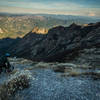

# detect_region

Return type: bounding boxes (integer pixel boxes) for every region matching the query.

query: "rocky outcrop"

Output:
[31,27,48,34]
[7,22,100,66]
[0,28,3,33]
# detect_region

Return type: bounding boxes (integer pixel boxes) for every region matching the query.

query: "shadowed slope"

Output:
[7,22,100,66]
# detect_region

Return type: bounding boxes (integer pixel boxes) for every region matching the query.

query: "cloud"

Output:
[88,12,96,16]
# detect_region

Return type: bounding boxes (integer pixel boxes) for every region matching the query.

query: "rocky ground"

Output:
[0,58,100,100]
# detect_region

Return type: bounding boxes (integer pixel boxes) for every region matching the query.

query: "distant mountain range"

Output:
[0,13,100,39]
[38,14,100,22]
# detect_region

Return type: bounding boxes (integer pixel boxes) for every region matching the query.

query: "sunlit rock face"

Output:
[31,27,48,34]
[0,28,3,33]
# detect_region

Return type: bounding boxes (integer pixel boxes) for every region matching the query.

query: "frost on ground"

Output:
[0,58,100,100]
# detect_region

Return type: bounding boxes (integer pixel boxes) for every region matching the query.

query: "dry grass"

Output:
[67,71,82,77]
[62,71,100,80]
[9,69,18,75]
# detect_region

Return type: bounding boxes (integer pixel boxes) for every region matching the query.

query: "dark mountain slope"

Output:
[8,22,100,66]
[0,38,20,56]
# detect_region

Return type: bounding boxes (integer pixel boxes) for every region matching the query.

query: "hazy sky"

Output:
[0,0,100,17]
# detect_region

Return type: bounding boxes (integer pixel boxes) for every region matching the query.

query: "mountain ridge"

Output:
[5,22,100,66]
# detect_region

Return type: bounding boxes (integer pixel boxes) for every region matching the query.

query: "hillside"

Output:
[6,22,100,66]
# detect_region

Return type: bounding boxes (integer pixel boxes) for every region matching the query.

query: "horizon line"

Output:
[0,12,100,18]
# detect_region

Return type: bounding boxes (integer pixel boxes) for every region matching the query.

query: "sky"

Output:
[0,0,100,17]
